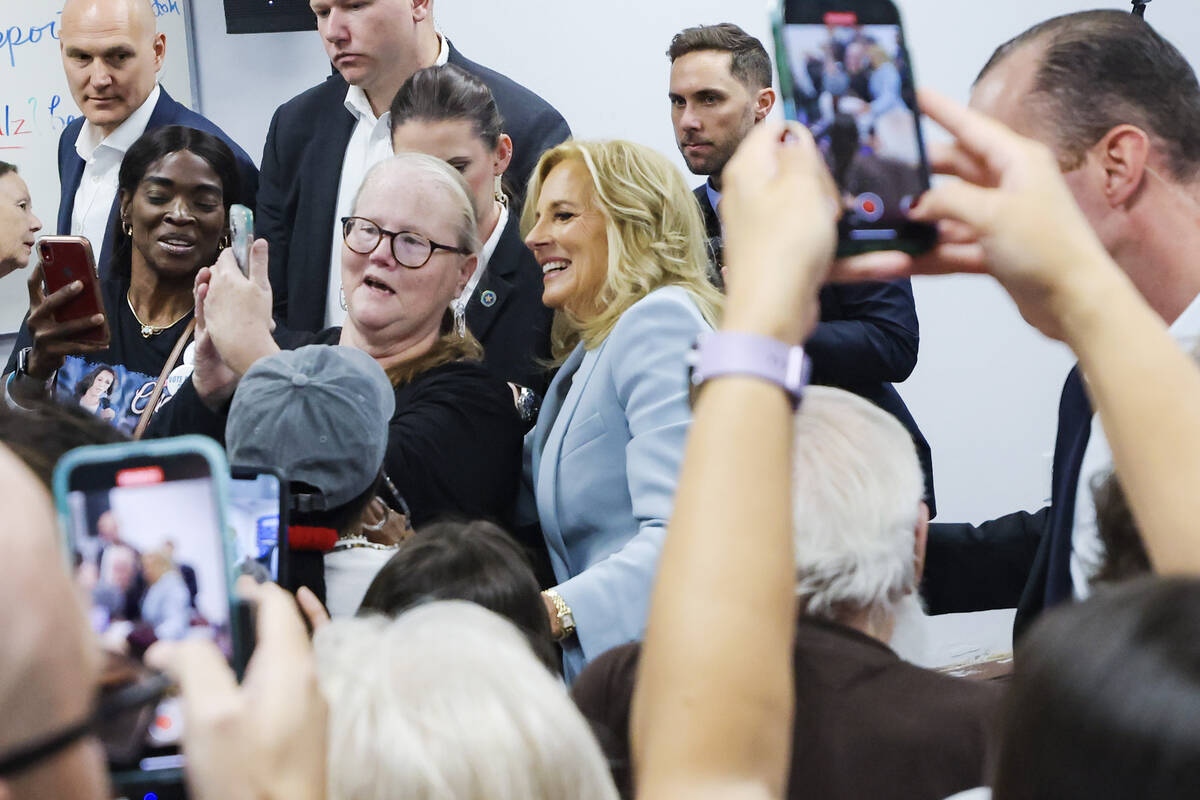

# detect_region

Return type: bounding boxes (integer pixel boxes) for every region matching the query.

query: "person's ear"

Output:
[456,254,476,295]
[411,0,433,23]
[119,190,133,232]
[912,501,929,588]
[753,87,776,122]
[493,133,514,178]
[153,32,166,74]
[1094,124,1151,208]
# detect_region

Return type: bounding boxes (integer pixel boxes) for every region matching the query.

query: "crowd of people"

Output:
[2,1,1200,798]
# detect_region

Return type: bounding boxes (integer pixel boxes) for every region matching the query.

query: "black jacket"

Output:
[257,45,570,333]
[922,367,1091,639]
[146,330,525,530]
[467,208,553,393]
[695,184,936,513]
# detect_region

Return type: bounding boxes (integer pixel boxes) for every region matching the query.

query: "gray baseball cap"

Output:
[225,345,395,511]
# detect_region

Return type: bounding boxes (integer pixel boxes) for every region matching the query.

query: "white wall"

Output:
[187,0,1200,524]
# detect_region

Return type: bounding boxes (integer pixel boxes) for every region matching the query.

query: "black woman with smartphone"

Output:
[4,126,238,438]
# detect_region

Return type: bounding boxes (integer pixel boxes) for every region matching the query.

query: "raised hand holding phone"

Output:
[832,89,1119,342]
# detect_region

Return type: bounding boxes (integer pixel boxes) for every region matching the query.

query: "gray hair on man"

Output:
[790,386,926,627]
[314,601,619,800]
[352,152,482,255]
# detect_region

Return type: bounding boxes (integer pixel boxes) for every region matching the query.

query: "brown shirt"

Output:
[571,616,999,800]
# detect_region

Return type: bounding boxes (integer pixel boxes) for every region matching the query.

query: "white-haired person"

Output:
[147,153,525,532]
[519,139,723,679]
[573,386,998,800]
[315,601,618,800]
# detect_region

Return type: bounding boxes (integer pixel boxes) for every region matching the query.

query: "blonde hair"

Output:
[521,140,723,360]
[315,601,619,800]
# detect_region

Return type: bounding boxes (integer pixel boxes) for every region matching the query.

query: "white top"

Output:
[451,201,508,319]
[943,789,990,800]
[1070,289,1200,597]
[323,545,397,618]
[71,83,162,255]
[324,34,452,328]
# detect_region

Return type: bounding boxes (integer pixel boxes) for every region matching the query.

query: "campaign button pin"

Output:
[481,290,497,307]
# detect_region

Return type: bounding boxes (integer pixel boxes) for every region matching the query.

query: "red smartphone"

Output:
[38,235,110,345]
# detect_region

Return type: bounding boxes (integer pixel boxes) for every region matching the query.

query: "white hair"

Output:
[790,386,924,621]
[99,543,137,585]
[314,601,619,800]
[352,153,481,255]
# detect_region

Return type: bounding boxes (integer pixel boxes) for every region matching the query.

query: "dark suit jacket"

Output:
[573,617,998,800]
[468,208,553,393]
[56,87,259,276]
[923,367,1092,638]
[694,184,935,513]
[258,45,570,333]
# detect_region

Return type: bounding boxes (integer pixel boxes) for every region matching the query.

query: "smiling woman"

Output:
[518,139,724,680]
[5,125,238,436]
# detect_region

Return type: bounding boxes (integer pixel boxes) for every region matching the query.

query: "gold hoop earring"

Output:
[122,218,133,237]
[219,234,231,250]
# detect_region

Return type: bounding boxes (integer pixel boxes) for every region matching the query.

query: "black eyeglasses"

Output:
[0,671,171,778]
[341,216,468,269]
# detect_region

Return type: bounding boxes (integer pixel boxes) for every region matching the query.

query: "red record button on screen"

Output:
[116,465,165,487]
[824,11,859,25]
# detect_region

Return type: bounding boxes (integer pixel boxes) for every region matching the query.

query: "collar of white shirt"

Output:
[75,83,162,164]
[342,32,451,123]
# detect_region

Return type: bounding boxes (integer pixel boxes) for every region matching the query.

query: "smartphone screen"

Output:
[55,439,235,776]
[229,468,286,586]
[774,0,936,254]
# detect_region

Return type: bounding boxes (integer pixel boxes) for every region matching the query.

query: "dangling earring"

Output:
[122,217,133,237]
[218,233,231,250]
[453,302,466,339]
[493,175,506,207]
[339,288,348,311]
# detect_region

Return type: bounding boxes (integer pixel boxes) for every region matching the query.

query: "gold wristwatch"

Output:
[543,589,576,641]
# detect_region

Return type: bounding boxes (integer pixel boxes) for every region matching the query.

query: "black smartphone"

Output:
[772,0,937,256]
[53,436,242,790]
[229,466,289,588]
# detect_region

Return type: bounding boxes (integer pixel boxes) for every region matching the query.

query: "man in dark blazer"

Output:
[258,0,569,333]
[668,24,934,510]
[56,0,257,275]
[920,12,1200,634]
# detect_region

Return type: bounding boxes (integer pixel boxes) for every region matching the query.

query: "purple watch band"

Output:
[688,331,811,407]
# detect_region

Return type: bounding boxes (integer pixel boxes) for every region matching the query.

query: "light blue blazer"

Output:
[522,286,712,679]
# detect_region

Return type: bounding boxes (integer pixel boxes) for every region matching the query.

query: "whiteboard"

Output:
[0,0,197,331]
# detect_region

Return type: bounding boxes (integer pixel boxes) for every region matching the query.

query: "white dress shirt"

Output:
[71,84,162,256]
[1070,290,1200,597]
[451,201,507,320]
[324,34,451,327]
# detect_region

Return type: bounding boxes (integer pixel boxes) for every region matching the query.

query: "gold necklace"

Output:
[125,291,192,339]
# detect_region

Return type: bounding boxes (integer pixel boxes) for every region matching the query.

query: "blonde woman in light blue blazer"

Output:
[519,139,723,680]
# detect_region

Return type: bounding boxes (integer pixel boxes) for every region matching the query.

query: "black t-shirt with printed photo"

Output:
[8,279,194,435]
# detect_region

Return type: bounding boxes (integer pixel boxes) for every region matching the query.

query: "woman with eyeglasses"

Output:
[148,152,524,534]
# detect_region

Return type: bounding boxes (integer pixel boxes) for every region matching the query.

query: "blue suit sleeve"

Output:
[555,291,709,670]
[807,278,919,386]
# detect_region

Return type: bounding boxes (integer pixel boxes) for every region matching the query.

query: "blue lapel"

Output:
[1043,365,1093,606]
[530,339,608,571]
[57,123,86,235]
